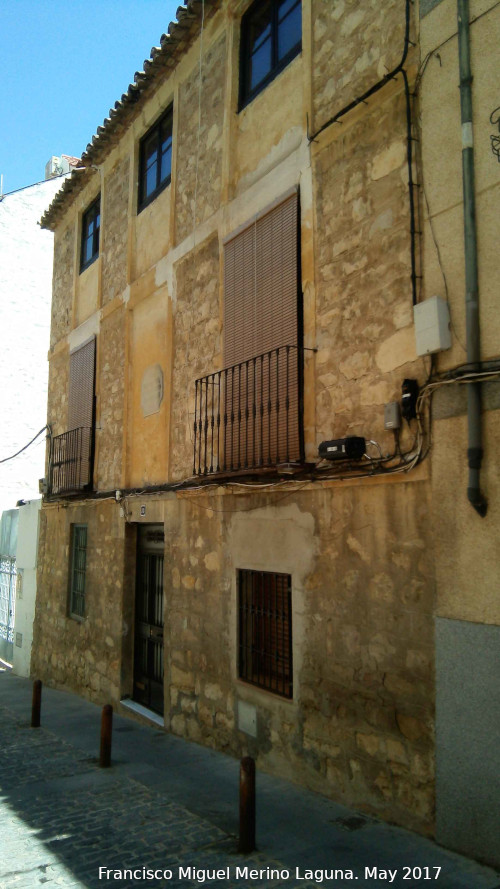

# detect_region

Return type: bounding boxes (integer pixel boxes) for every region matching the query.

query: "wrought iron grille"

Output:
[238,569,292,699]
[69,525,87,619]
[49,426,94,494]
[0,557,16,646]
[193,345,304,476]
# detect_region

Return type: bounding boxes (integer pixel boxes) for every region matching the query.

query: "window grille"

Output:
[238,568,292,698]
[69,525,87,619]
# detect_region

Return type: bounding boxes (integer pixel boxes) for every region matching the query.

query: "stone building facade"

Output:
[33,0,499,865]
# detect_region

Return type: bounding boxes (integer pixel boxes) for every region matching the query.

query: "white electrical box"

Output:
[413,296,451,356]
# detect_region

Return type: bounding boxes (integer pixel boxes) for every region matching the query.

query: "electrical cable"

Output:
[0,426,49,464]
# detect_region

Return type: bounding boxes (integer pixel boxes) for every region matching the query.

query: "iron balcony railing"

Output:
[193,344,304,476]
[49,426,94,495]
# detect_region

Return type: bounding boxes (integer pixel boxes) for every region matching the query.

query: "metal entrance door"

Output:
[133,525,164,715]
[0,557,16,664]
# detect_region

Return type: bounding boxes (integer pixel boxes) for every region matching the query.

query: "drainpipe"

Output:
[457,0,487,516]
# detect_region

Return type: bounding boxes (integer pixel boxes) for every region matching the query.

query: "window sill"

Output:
[236,678,294,705]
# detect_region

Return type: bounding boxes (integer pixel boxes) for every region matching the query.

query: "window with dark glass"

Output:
[240,0,301,107]
[80,198,100,271]
[138,107,173,210]
[69,524,87,619]
[238,569,293,698]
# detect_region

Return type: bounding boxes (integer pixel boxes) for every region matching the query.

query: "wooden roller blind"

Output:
[224,190,299,366]
[68,337,96,431]
[66,337,96,489]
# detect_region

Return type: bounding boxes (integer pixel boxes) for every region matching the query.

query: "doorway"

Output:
[133,524,164,716]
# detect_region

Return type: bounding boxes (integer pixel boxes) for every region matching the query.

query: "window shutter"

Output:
[67,337,96,488]
[69,337,96,431]
[223,192,301,466]
[224,191,299,362]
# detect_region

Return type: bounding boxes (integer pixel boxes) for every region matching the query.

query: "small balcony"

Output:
[48,426,94,495]
[193,345,304,477]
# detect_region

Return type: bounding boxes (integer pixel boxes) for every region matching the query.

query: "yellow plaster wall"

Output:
[133,186,173,280]
[234,58,304,192]
[127,287,171,487]
[76,259,100,326]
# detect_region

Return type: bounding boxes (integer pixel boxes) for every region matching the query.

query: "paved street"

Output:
[0,669,499,889]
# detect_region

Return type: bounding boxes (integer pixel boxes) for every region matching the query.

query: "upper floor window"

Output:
[138,107,173,210]
[80,197,100,271]
[240,0,302,108]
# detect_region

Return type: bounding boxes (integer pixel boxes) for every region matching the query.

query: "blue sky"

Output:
[0,1,181,194]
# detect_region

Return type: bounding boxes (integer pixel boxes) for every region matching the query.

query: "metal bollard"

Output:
[31,679,42,728]
[99,704,113,768]
[238,755,256,853]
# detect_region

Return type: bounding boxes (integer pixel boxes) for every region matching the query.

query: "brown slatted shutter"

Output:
[69,337,96,431]
[67,337,96,488]
[223,191,301,467]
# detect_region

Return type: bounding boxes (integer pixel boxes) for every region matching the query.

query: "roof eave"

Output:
[40,0,220,231]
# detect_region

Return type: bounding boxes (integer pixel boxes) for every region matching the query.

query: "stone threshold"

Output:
[120,698,164,728]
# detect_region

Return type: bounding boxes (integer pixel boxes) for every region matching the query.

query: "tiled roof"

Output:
[41,0,219,230]
[61,155,81,167]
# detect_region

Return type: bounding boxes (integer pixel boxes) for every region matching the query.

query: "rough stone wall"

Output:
[50,223,74,347]
[46,347,69,438]
[170,235,221,480]
[163,496,234,747]
[311,0,407,134]
[102,156,130,303]
[32,501,126,703]
[312,88,423,451]
[163,480,434,832]
[96,308,125,491]
[175,34,226,244]
[298,482,434,829]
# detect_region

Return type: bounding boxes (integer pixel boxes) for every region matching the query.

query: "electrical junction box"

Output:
[384,402,401,430]
[413,295,452,355]
[318,436,366,461]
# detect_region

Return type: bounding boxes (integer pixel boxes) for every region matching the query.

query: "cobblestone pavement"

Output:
[1,672,499,889]
[0,705,314,889]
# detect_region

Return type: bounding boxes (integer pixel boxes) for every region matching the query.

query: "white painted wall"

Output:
[0,176,65,515]
[12,499,41,677]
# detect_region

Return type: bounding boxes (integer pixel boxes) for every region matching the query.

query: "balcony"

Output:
[193,345,304,476]
[48,426,94,495]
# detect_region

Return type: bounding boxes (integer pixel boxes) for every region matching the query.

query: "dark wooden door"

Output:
[133,525,164,715]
